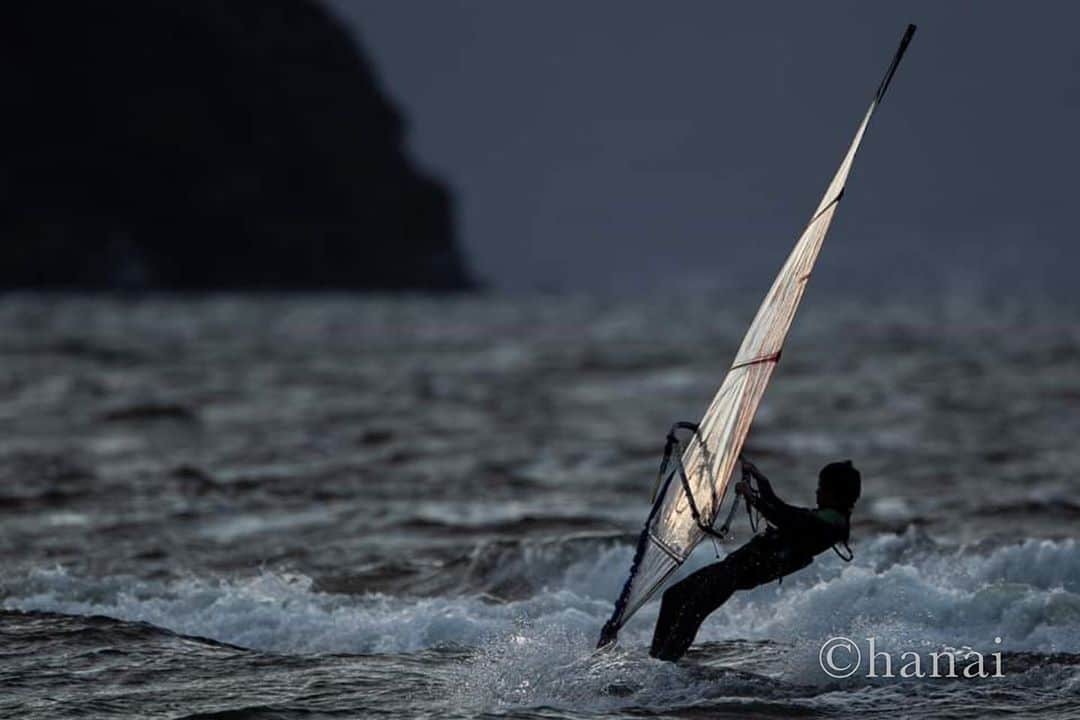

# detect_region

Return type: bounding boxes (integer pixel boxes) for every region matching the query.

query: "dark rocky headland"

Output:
[0,0,471,291]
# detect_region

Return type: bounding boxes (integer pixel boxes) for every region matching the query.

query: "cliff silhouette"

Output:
[0,0,471,291]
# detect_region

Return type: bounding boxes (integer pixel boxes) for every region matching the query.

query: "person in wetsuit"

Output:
[649,460,861,661]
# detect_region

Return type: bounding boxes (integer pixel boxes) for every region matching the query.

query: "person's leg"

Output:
[649,557,738,660]
[649,539,779,661]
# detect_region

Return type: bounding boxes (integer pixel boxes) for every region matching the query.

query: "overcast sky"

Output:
[328,1,1080,298]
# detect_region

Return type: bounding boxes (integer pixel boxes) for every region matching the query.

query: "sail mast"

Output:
[599,24,917,645]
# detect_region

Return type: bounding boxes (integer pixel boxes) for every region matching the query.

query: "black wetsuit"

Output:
[649,470,850,661]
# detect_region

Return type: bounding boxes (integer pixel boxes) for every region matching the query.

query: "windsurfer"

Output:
[649,460,861,661]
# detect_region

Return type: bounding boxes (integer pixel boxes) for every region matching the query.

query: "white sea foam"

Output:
[693,532,1080,655]
[3,531,1079,661]
[447,623,728,713]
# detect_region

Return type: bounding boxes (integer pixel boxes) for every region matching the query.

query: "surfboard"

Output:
[598,24,916,647]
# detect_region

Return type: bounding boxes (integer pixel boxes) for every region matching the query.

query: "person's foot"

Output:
[650,586,702,661]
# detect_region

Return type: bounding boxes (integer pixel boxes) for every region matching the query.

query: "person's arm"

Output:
[739,462,823,534]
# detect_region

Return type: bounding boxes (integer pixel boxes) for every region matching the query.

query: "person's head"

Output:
[816,460,861,512]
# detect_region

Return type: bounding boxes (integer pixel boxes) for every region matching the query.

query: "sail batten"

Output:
[599,25,916,645]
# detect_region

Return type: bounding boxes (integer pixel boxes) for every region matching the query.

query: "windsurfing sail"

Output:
[599,24,916,645]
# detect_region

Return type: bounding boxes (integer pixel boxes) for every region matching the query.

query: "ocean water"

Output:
[1,293,1079,719]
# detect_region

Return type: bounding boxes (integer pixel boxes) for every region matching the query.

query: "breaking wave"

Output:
[3,530,1079,661]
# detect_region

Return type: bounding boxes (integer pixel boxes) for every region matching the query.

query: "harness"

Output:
[815,507,855,562]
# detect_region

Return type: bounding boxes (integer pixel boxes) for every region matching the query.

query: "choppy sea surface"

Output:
[1,293,1079,719]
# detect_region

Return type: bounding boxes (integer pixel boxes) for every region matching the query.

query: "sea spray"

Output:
[4,533,1080,660]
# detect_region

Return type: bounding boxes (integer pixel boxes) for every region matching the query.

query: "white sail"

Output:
[600,25,915,642]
